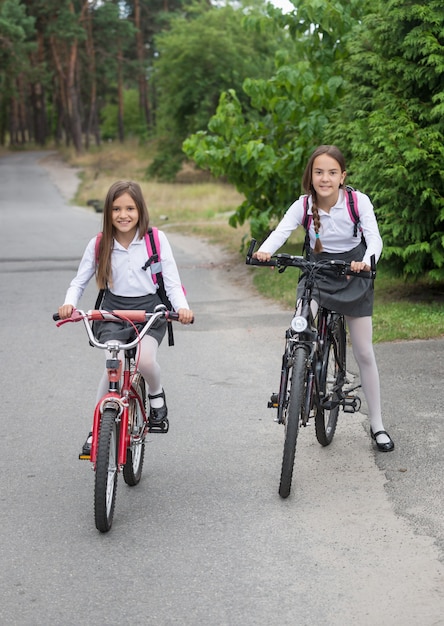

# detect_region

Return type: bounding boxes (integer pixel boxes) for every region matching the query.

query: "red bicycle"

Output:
[53,305,180,532]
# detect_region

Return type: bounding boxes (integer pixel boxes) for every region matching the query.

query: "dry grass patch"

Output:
[61,141,245,250]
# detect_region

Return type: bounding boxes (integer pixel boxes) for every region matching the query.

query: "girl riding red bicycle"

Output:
[58,180,193,455]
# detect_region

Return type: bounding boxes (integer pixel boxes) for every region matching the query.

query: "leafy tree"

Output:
[183,0,365,239]
[329,0,444,280]
[100,89,146,140]
[150,2,291,180]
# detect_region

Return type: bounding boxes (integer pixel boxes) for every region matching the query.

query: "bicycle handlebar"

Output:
[246,239,376,279]
[52,308,181,324]
[52,307,191,351]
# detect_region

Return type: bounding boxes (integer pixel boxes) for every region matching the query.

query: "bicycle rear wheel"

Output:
[123,374,146,486]
[315,314,346,446]
[279,346,308,499]
[94,408,119,533]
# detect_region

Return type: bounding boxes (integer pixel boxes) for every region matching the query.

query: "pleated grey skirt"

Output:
[94,290,167,345]
[297,242,374,317]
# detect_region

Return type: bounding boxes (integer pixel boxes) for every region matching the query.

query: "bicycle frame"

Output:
[90,349,147,468]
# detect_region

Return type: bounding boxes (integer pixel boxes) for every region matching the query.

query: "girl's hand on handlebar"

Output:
[253,251,272,262]
[58,304,74,319]
[350,261,371,273]
[177,308,194,324]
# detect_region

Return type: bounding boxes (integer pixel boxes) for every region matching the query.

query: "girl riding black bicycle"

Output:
[254,145,394,452]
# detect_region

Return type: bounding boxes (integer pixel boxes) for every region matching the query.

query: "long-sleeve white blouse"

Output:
[258,189,383,266]
[64,229,189,311]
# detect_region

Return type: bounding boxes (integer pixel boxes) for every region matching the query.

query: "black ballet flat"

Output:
[148,389,168,424]
[370,428,395,452]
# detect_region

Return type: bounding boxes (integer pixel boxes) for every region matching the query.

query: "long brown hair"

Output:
[96,180,150,289]
[302,145,346,253]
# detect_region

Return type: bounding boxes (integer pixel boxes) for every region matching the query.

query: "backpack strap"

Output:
[344,186,360,237]
[95,232,102,264]
[145,227,175,347]
[144,227,162,285]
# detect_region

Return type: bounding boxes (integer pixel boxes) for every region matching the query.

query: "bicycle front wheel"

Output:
[123,374,146,486]
[315,315,346,446]
[94,408,119,533]
[279,346,308,499]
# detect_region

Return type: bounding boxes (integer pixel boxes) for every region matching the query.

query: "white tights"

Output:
[298,301,389,443]
[95,335,164,407]
[346,316,389,442]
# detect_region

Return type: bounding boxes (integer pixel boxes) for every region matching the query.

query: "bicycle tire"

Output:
[279,346,308,499]
[315,315,346,446]
[123,374,146,486]
[94,408,119,533]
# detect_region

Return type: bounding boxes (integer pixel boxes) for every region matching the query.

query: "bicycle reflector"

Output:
[291,316,308,333]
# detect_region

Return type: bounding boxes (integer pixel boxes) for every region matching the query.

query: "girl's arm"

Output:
[61,237,97,309]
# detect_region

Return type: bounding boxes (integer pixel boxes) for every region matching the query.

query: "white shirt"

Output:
[258,189,383,266]
[64,229,189,311]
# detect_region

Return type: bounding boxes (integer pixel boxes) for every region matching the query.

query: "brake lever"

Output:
[246,239,257,264]
[53,309,85,326]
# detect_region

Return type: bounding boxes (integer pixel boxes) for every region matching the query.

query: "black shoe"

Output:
[370,428,395,452]
[80,431,93,457]
[148,390,168,424]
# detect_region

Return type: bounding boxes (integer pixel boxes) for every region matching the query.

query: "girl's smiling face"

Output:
[111,192,140,240]
[311,154,346,208]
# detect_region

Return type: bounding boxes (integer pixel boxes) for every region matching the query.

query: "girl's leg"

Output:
[346,316,391,445]
[95,336,164,408]
[137,335,165,410]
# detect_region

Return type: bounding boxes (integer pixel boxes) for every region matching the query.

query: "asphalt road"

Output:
[0,151,443,625]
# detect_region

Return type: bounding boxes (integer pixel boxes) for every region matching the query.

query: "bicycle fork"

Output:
[269,335,314,426]
[89,354,141,468]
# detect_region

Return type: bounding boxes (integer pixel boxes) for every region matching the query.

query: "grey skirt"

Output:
[297,241,374,317]
[94,290,167,345]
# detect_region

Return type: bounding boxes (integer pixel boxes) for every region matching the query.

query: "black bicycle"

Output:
[246,240,376,499]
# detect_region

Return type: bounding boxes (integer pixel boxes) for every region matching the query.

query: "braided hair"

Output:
[301,145,346,253]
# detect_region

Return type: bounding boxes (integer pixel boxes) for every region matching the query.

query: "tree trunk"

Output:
[17,74,28,143]
[67,39,83,153]
[9,96,19,145]
[117,44,124,143]
[134,0,151,130]
[48,2,87,153]
[84,1,100,148]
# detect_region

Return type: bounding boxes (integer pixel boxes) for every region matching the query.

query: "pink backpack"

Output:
[94,227,184,346]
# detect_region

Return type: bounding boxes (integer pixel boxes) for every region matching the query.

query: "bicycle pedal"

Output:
[268,393,279,409]
[78,453,91,461]
[148,417,169,433]
[343,395,361,413]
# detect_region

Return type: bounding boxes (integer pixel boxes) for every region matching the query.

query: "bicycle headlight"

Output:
[291,315,308,333]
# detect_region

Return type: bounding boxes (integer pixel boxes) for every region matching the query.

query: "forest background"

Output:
[1,0,443,341]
